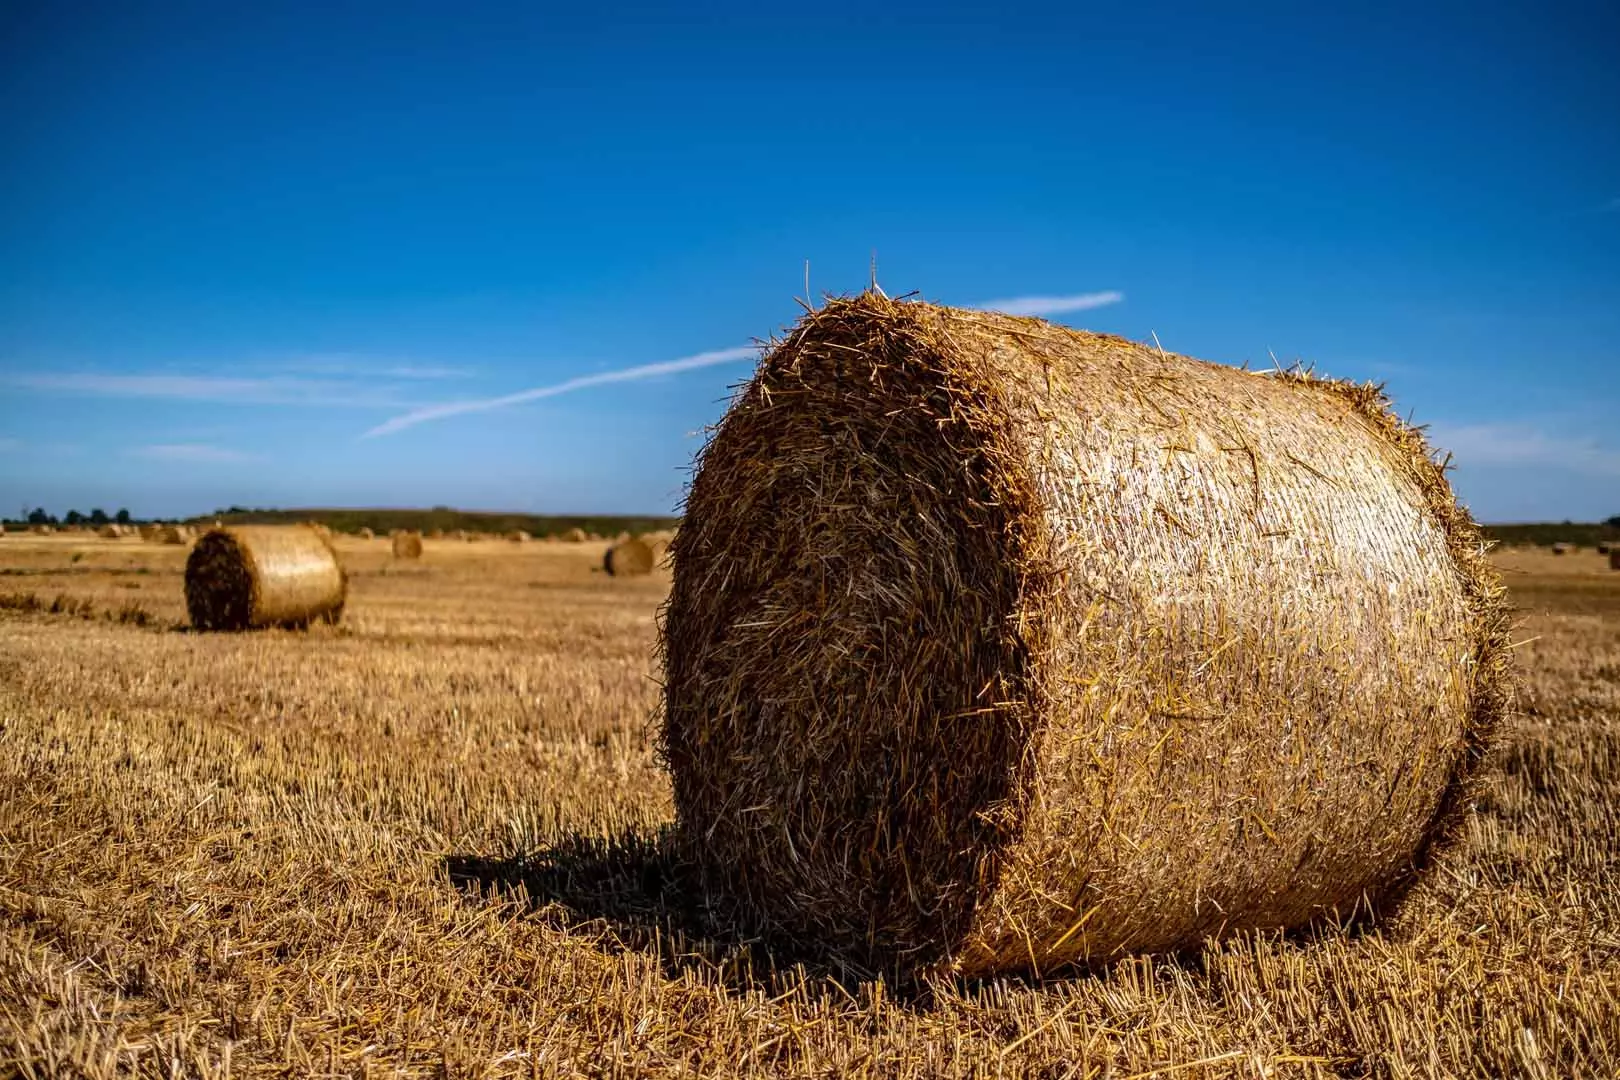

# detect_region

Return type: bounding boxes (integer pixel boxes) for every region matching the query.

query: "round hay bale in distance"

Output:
[661,294,1513,980]
[357,527,375,540]
[185,525,346,631]
[563,526,588,543]
[507,530,530,543]
[155,526,186,545]
[1551,541,1572,555]
[604,537,655,576]
[391,530,424,559]
[97,524,122,539]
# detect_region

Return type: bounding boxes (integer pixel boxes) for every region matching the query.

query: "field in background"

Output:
[1,535,1616,1077]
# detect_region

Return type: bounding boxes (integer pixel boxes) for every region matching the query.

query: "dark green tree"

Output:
[89,508,109,526]
[64,509,84,526]
[27,507,50,525]
[115,508,131,525]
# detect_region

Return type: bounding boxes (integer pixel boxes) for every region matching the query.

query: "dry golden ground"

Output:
[0,535,1616,1078]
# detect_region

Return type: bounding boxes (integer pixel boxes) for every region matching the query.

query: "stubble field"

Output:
[1,535,1616,1078]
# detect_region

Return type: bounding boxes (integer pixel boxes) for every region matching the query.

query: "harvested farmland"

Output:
[184,524,346,631]
[661,293,1513,979]
[604,537,655,577]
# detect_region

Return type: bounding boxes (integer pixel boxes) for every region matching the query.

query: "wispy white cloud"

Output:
[130,443,258,464]
[362,346,759,439]
[1429,422,1620,478]
[3,371,414,408]
[269,354,473,380]
[971,291,1125,317]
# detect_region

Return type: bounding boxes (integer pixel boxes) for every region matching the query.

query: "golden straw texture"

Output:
[661,293,1512,980]
[185,525,347,631]
[392,531,424,559]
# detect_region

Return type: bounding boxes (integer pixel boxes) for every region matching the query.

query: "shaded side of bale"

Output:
[185,525,346,631]
[1551,542,1573,555]
[1596,540,1611,555]
[97,525,121,539]
[391,531,424,559]
[1610,549,1620,571]
[155,526,186,545]
[660,293,1512,980]
[604,538,655,576]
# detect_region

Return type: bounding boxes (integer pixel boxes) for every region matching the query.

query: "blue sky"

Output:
[1,2,1616,522]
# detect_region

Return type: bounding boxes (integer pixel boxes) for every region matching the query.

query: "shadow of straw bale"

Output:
[445,830,914,1001]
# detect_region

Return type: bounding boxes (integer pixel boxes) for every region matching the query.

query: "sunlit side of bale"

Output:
[661,293,1512,980]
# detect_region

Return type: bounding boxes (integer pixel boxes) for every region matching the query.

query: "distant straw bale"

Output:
[185,525,346,631]
[1551,542,1573,555]
[661,293,1513,980]
[97,524,121,539]
[604,537,655,577]
[155,526,186,545]
[427,528,445,540]
[31,524,53,535]
[1597,540,1612,555]
[507,530,530,543]
[357,527,375,540]
[562,527,588,543]
[1610,549,1620,571]
[391,530,424,559]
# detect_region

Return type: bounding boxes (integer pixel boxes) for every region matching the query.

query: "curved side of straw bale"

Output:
[155,526,186,545]
[185,525,346,631]
[391,531,424,559]
[357,527,375,540]
[660,293,1513,980]
[563,527,588,543]
[97,525,121,539]
[604,537,655,576]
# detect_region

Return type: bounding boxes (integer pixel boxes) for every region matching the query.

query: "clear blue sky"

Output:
[2,1,1616,522]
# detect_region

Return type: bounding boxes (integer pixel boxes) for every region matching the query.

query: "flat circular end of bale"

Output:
[604,537,655,576]
[660,293,1513,980]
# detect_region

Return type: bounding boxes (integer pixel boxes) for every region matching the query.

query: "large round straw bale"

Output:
[185,525,346,631]
[391,530,424,559]
[97,524,121,539]
[155,525,186,545]
[661,294,1513,980]
[604,537,655,576]
[563,527,588,543]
